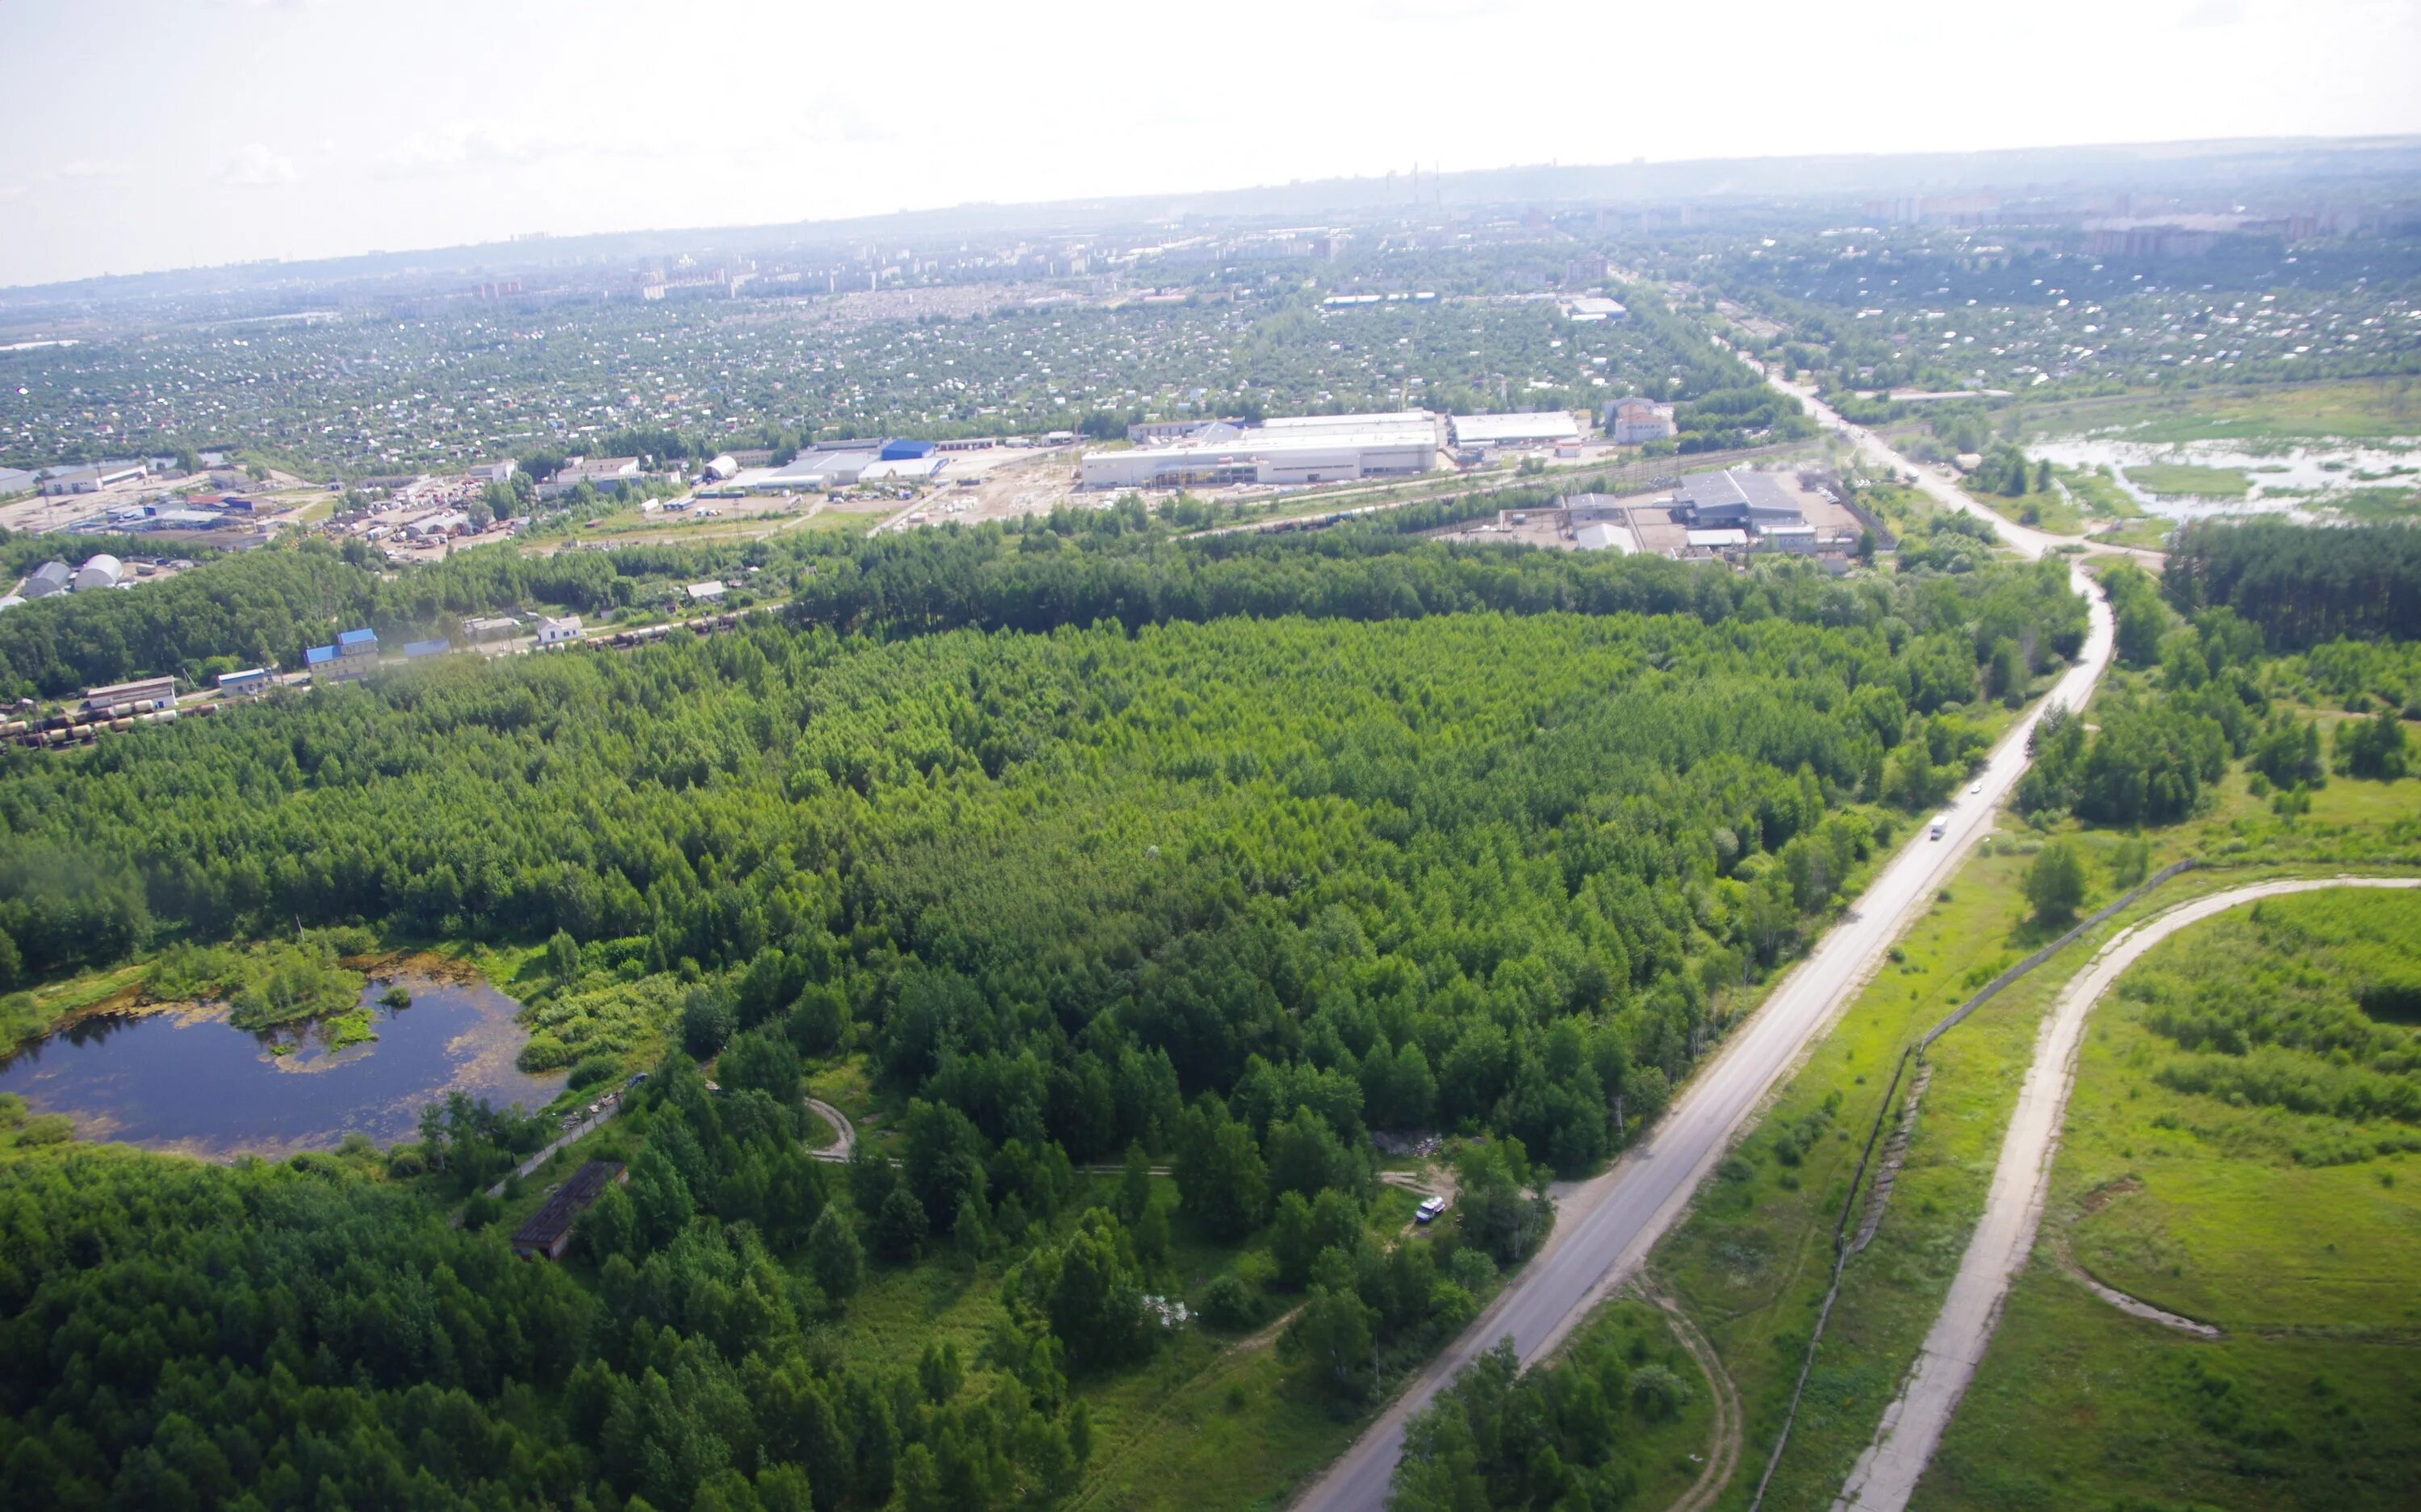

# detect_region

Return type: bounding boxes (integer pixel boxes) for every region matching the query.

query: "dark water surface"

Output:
[0,975,565,1159]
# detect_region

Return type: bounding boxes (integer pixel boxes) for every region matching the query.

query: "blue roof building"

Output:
[879,438,937,461]
[337,628,378,658]
[304,645,337,666]
[404,638,451,658]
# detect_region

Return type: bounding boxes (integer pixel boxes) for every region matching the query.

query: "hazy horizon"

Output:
[6,0,2419,290]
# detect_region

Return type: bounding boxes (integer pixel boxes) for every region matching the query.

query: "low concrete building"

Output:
[41,461,146,495]
[82,675,178,712]
[216,667,272,696]
[463,616,521,641]
[684,581,727,603]
[1574,521,1639,553]
[537,616,583,647]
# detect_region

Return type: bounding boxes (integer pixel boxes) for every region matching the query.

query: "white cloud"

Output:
[218,143,299,186]
[2185,0,2244,25]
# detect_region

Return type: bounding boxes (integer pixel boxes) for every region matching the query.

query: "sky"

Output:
[3,0,2418,289]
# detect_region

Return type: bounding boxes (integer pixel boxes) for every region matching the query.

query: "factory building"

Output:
[23,561,73,598]
[41,461,147,495]
[1447,412,1583,450]
[1670,470,1804,531]
[1080,411,1441,490]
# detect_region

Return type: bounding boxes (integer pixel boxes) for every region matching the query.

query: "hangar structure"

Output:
[1080,411,1443,489]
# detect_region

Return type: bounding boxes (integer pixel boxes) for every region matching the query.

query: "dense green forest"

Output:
[2164,519,2421,647]
[2,493,2030,700]
[0,523,2090,1510]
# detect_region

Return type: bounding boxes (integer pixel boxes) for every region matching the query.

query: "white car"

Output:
[1969,781,1984,796]
[1415,1196,1448,1225]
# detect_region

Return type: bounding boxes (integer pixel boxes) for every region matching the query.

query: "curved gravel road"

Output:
[1290,377,2117,1511]
[1832,876,2421,1512]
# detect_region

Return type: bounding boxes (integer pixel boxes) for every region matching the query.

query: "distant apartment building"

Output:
[1603,396,1677,445]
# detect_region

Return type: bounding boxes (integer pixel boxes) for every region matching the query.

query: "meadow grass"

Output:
[2124,462,2253,497]
[2022,378,2421,445]
[1917,886,2421,1511]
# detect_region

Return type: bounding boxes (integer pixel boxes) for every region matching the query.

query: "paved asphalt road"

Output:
[1831,876,2421,1511]
[1291,380,2117,1512]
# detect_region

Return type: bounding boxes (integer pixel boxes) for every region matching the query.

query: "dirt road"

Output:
[1829,876,2421,1512]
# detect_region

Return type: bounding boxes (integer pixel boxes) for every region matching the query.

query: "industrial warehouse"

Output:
[1079,411,1446,489]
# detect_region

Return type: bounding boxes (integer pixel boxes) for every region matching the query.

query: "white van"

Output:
[1929,816,1949,841]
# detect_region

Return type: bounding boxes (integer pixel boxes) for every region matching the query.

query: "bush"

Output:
[1198,1272,1261,1330]
[567,1055,621,1091]
[18,1113,73,1146]
[1629,1363,1690,1421]
[515,1032,572,1072]
[460,1192,504,1230]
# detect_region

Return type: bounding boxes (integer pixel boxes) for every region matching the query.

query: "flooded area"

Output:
[0,974,563,1159]
[2031,433,2421,521]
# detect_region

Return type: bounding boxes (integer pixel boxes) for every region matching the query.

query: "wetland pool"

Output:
[0,974,563,1159]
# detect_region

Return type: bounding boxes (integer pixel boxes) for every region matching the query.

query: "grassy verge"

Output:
[1919,886,2421,1511]
[1646,720,2421,1510]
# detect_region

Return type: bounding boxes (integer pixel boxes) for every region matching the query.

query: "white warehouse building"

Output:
[1080,411,1442,489]
[1447,411,1583,450]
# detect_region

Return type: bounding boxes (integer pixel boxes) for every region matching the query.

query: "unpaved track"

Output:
[1291,384,2115,1511]
[1644,1282,1743,1512]
[1831,876,2421,1512]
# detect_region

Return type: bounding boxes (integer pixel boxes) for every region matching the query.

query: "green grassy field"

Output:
[1918,887,2421,1511]
[1645,650,2421,1509]
[1965,482,2089,535]
[1650,824,2222,1510]
[2022,379,2421,445]
[2124,462,2254,498]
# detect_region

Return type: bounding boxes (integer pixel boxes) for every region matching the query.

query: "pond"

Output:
[0,974,565,1159]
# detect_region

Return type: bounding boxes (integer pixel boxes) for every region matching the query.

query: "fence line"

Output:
[1742,856,2200,1512]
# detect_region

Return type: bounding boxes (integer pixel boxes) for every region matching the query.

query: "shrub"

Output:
[1198,1272,1261,1330]
[567,1055,621,1090]
[1629,1363,1690,1421]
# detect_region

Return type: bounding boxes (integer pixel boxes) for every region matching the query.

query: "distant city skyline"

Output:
[4,0,2419,290]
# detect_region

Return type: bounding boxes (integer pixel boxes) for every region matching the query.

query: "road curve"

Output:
[805,1097,856,1162]
[1832,877,2421,1512]
[1290,384,2117,1511]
